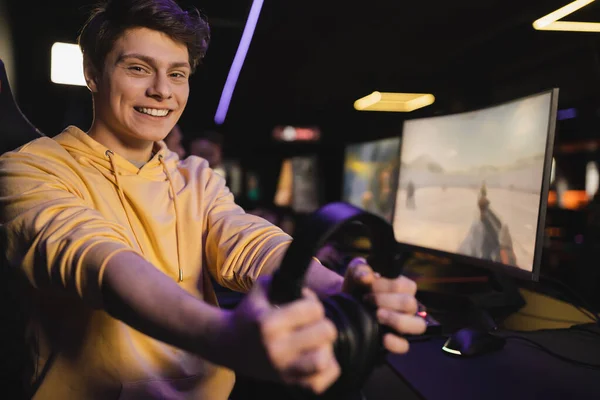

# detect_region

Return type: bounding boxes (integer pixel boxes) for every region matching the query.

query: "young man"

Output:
[0,1,425,399]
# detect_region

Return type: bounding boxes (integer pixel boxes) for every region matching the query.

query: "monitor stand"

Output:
[466,270,526,331]
[433,271,524,357]
[405,255,526,333]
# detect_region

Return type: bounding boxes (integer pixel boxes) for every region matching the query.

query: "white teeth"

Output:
[137,107,169,117]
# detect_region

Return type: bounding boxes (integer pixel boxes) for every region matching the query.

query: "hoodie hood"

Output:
[57,125,180,182]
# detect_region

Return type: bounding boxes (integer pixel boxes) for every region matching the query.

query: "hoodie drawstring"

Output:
[105,150,184,283]
[105,150,145,253]
[159,155,184,282]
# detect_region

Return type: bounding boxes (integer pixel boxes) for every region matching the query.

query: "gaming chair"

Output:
[0,58,43,398]
[0,58,43,153]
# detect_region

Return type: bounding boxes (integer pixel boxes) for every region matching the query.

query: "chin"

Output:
[125,128,167,143]
[142,131,171,143]
[130,122,173,139]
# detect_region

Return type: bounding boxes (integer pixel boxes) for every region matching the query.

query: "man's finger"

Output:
[365,293,418,315]
[287,347,341,394]
[297,357,341,394]
[353,265,375,285]
[382,333,410,354]
[343,259,376,291]
[302,287,319,301]
[372,275,418,296]
[287,319,338,353]
[284,346,337,379]
[377,309,427,335]
[262,298,325,336]
[347,257,368,269]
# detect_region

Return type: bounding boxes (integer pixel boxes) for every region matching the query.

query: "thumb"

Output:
[301,287,319,301]
[343,257,376,293]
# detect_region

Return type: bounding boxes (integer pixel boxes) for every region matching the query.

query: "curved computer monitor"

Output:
[342,137,402,223]
[393,89,559,281]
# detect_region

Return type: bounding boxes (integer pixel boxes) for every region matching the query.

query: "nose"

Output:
[147,73,172,100]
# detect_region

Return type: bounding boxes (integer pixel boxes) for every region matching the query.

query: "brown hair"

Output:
[78,0,210,74]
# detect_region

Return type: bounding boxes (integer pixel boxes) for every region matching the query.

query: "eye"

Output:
[128,66,148,74]
[170,72,187,79]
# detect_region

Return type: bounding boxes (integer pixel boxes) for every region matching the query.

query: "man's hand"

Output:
[223,277,340,394]
[342,258,427,354]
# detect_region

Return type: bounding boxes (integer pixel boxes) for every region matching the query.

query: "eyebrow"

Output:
[116,53,191,70]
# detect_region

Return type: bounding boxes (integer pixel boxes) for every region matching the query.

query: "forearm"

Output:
[101,251,232,366]
[304,258,344,297]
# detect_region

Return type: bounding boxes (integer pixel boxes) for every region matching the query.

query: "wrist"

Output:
[204,308,236,366]
[181,295,235,366]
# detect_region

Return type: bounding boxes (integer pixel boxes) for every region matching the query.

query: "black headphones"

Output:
[268,202,401,398]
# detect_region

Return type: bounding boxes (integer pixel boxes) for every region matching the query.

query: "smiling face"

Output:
[85,27,191,158]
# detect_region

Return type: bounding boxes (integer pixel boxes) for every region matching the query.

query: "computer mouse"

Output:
[442,327,506,357]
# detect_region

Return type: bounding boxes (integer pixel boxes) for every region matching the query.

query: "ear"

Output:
[83,56,99,93]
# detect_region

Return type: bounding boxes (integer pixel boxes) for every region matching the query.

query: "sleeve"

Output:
[201,168,292,292]
[0,149,140,308]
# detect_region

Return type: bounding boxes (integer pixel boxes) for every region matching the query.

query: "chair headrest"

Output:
[0,58,44,154]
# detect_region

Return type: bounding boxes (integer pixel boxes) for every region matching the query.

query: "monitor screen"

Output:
[393,90,558,279]
[343,137,401,222]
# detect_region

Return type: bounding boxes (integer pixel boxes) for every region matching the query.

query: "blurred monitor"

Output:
[221,159,242,198]
[342,137,401,222]
[393,89,558,280]
[274,155,320,213]
[274,159,293,208]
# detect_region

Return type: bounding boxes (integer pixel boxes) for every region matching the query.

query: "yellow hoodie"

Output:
[0,126,292,399]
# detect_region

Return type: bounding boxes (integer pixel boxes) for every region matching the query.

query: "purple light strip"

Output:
[214,0,265,125]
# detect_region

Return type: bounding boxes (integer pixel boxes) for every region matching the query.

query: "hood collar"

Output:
[57,126,180,180]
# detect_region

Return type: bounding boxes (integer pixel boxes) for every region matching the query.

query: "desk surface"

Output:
[388,327,600,400]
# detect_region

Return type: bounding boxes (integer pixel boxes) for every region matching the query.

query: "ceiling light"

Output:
[354,92,435,112]
[533,0,599,32]
[214,0,264,125]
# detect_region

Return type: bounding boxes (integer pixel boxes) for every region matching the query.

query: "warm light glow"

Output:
[562,190,589,210]
[537,21,600,32]
[50,42,86,86]
[533,0,593,29]
[548,190,557,207]
[354,92,382,110]
[354,92,435,112]
[272,125,321,142]
[274,159,293,207]
[533,0,600,32]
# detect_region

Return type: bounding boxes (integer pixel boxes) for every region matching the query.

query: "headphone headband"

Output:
[268,202,399,305]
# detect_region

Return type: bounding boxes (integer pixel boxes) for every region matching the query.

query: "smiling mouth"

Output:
[134,107,171,117]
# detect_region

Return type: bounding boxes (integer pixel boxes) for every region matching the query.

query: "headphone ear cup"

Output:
[324,294,380,393]
[322,296,357,372]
